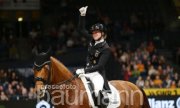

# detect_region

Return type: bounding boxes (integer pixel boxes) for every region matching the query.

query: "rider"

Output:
[76,6,112,99]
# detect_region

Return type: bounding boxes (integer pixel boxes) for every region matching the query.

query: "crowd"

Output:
[0,0,166,60]
[0,69,36,101]
[110,41,180,89]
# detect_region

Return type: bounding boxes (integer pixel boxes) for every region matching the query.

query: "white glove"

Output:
[79,6,88,16]
[76,68,85,77]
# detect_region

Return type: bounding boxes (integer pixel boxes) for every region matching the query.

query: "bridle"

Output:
[34,61,77,85]
[34,61,51,84]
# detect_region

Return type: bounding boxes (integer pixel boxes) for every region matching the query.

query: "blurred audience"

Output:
[0,69,35,101]
[112,41,180,89]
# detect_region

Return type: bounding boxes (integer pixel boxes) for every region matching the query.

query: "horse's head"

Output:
[33,49,74,98]
[33,51,51,98]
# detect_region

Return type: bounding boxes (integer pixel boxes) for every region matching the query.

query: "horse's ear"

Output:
[34,47,51,67]
[46,47,52,56]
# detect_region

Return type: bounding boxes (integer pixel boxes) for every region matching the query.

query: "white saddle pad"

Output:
[107,83,121,108]
[80,75,121,108]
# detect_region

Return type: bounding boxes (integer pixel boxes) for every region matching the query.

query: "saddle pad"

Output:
[106,83,121,108]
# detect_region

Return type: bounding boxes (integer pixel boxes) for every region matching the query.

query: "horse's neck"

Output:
[49,57,90,107]
[50,57,73,84]
[51,66,72,84]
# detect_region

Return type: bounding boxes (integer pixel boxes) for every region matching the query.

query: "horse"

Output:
[33,52,150,108]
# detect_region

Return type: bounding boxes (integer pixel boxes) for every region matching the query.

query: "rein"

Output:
[56,74,77,85]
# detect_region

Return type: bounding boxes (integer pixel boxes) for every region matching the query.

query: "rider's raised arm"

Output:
[77,6,91,38]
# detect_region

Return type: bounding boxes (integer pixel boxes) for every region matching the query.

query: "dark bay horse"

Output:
[34,55,150,108]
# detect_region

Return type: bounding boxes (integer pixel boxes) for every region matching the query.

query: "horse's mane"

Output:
[50,57,73,81]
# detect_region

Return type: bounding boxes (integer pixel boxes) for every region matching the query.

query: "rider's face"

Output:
[92,30,102,41]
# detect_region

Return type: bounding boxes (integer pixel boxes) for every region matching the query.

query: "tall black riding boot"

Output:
[103,78,111,93]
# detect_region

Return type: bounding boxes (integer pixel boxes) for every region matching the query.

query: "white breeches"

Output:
[84,72,104,97]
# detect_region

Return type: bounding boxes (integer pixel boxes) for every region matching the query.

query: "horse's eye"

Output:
[33,66,42,71]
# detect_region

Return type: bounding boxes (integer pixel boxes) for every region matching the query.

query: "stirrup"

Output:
[97,90,109,107]
[104,89,112,94]
[102,90,110,102]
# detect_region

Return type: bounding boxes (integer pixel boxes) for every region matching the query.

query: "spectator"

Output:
[28,87,36,100]
[0,91,8,101]
[170,80,176,89]
[157,65,163,75]
[151,54,159,68]
[144,75,154,88]
[136,76,144,88]
[148,65,158,76]
[131,64,140,82]
[162,75,172,88]
[136,60,145,73]
[120,52,129,63]
[173,72,179,85]
[124,65,132,81]
[153,75,163,88]
[21,85,28,98]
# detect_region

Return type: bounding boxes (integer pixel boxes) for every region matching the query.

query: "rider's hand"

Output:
[76,68,85,77]
[79,6,88,16]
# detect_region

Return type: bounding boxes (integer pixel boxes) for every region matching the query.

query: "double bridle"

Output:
[34,61,77,85]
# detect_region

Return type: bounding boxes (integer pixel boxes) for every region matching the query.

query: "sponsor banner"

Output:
[1,96,180,108]
[144,88,180,96]
[148,96,180,108]
[36,96,180,108]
